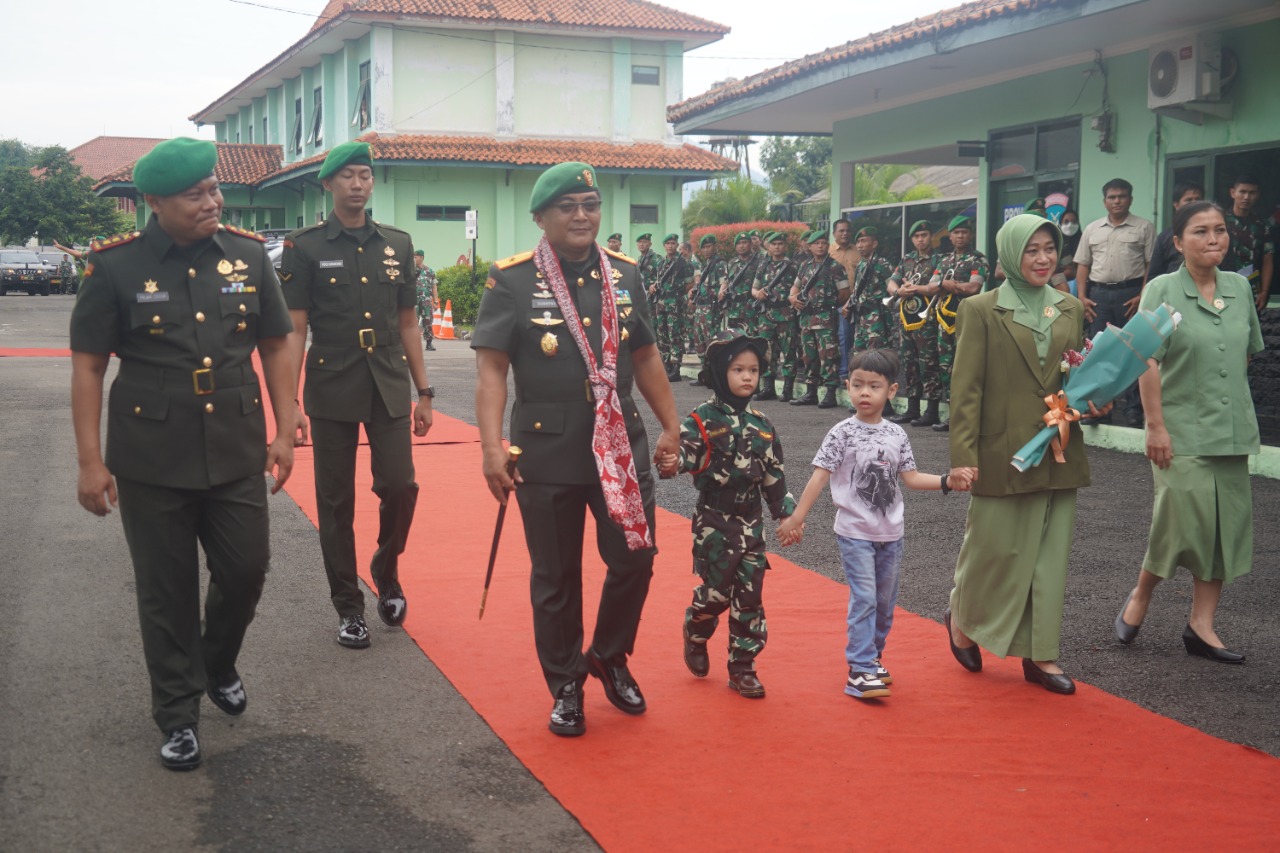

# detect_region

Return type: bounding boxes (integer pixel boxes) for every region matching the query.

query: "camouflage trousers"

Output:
[691,302,720,364]
[757,311,799,383]
[723,300,754,333]
[798,319,841,390]
[850,303,891,356]
[418,300,434,345]
[684,507,768,673]
[897,318,942,399]
[936,326,957,402]
[653,299,687,370]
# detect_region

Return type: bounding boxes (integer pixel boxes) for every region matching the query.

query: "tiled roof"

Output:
[309,0,728,35]
[669,0,1067,123]
[65,136,167,181]
[94,143,284,190]
[268,132,738,180]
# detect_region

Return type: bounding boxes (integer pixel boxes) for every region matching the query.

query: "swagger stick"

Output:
[479,446,522,619]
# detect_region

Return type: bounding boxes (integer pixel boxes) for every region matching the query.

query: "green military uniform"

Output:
[722,236,761,330]
[932,240,990,403]
[1222,209,1275,303]
[791,252,848,396]
[634,235,659,310]
[751,243,799,395]
[651,244,694,375]
[58,256,75,294]
[888,244,940,403]
[70,214,293,734]
[278,211,419,619]
[691,238,726,368]
[849,253,893,355]
[678,333,795,675]
[414,255,438,346]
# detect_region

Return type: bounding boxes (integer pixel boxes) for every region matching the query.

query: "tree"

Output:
[0,144,128,245]
[681,177,769,233]
[760,137,833,201]
[0,139,33,171]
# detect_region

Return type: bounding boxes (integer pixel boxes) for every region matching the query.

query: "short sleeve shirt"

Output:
[1074,215,1156,282]
[812,418,917,542]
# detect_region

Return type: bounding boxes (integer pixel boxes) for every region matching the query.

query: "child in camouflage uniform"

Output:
[660,330,796,699]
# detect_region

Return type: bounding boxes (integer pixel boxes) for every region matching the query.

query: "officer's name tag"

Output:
[319,260,344,269]
[531,297,557,308]
[136,292,170,302]
[616,289,632,305]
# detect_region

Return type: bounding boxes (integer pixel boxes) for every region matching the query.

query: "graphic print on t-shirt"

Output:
[854,446,899,517]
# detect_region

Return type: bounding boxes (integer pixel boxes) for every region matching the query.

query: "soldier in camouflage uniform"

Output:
[720,232,760,331]
[750,231,798,401]
[634,233,659,310]
[788,229,849,409]
[846,226,894,360]
[690,234,726,384]
[650,233,694,380]
[926,214,989,431]
[886,220,941,426]
[661,330,795,698]
[413,250,439,351]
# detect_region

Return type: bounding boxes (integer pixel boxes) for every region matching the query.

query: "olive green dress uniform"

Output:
[948,215,1088,662]
[69,218,293,733]
[1140,268,1264,584]
[471,245,659,696]
[278,213,420,618]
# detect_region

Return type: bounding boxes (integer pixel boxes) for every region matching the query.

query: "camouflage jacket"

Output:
[694,257,727,305]
[415,265,438,322]
[1222,211,1275,284]
[850,255,893,310]
[636,250,660,292]
[792,255,848,320]
[933,249,990,295]
[890,250,939,286]
[753,256,797,313]
[723,253,762,309]
[678,399,795,521]
[654,254,694,302]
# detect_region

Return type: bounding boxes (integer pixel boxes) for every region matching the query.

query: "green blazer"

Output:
[949,287,1091,497]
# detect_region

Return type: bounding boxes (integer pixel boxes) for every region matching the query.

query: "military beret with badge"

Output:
[317,140,373,181]
[529,161,599,213]
[133,138,217,197]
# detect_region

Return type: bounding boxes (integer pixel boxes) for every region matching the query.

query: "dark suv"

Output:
[0,249,53,296]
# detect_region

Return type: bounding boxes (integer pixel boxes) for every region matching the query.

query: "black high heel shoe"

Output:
[944,607,982,672]
[1021,659,1075,694]
[1115,589,1141,645]
[1182,624,1245,664]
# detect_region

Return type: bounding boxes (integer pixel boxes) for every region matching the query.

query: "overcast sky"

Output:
[2,0,950,148]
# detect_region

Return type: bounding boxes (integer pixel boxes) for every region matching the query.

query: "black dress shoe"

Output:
[790,388,818,406]
[944,607,982,672]
[1182,624,1245,664]
[683,629,709,678]
[1115,589,1141,645]
[548,681,586,737]
[889,410,919,424]
[728,670,766,698]
[817,388,838,408]
[160,726,201,771]
[377,585,408,627]
[1021,658,1076,694]
[207,670,247,716]
[931,421,950,432]
[754,386,777,401]
[586,649,646,714]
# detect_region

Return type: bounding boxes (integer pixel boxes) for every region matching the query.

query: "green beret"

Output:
[133,138,217,197]
[317,141,373,181]
[908,219,932,236]
[662,233,679,244]
[635,233,652,242]
[809,229,829,242]
[608,233,622,241]
[734,232,750,244]
[528,161,599,212]
[749,230,760,238]
[1026,197,1047,211]
[698,234,716,247]
[799,231,811,242]
[413,249,425,257]
[854,226,878,241]
[948,215,973,232]
[767,231,786,243]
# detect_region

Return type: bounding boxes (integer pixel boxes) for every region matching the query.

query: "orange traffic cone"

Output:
[431,303,443,337]
[439,300,455,340]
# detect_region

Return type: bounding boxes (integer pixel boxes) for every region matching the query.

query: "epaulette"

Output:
[603,248,637,265]
[90,231,142,253]
[218,223,267,242]
[496,251,534,270]
[372,220,410,235]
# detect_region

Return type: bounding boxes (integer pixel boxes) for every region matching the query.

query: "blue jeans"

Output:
[838,313,855,379]
[837,536,903,672]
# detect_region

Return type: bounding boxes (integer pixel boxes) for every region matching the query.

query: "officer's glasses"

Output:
[552,200,602,216]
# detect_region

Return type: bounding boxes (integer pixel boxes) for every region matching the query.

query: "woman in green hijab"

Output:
[943,214,1111,695]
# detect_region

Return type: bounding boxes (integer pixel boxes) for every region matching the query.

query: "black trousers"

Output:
[116,475,269,733]
[1088,282,1144,418]
[310,405,418,617]
[515,472,656,696]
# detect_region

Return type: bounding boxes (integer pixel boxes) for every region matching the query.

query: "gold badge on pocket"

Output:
[541,331,558,356]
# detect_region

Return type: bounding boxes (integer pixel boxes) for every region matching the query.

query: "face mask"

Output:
[1060,222,1079,236]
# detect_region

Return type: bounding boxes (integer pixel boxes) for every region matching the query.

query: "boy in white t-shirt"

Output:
[778,350,973,698]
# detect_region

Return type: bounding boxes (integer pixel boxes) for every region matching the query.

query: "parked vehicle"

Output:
[0,249,53,296]
[39,252,74,294]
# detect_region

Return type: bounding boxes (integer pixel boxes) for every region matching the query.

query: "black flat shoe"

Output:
[207,670,247,716]
[1021,659,1076,694]
[1182,624,1245,664]
[931,421,950,432]
[944,607,982,672]
[160,726,201,771]
[1115,589,1141,645]
[586,648,646,714]
[548,681,585,737]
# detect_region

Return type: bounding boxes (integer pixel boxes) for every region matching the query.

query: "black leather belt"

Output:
[311,329,392,348]
[698,488,761,516]
[118,361,255,395]
[1087,277,1143,289]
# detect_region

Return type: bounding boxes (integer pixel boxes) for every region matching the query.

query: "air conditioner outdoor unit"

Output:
[1148,34,1222,109]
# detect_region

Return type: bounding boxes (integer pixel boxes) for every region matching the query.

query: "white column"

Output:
[495,31,515,137]
[664,41,683,144]
[372,25,395,133]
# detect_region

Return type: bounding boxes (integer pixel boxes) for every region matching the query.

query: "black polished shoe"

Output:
[932,420,950,432]
[889,409,919,425]
[160,726,201,771]
[337,614,371,649]
[683,628,709,678]
[945,607,982,672]
[586,649,646,714]
[728,670,766,698]
[1182,624,1245,664]
[376,585,408,627]
[1115,589,1141,645]
[817,387,839,409]
[207,670,247,716]
[548,681,586,737]
[778,378,795,402]
[1021,658,1076,694]
[754,385,777,401]
[790,388,818,406]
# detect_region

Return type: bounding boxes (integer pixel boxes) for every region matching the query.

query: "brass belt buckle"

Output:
[193,368,215,395]
[358,328,376,348]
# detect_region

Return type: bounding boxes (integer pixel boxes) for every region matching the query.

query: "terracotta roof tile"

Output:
[65,136,167,181]
[94,143,283,190]
[669,0,1065,124]
[309,0,727,35]
[269,132,737,179]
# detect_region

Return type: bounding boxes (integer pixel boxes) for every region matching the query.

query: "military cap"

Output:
[1025,197,1047,211]
[698,328,771,385]
[698,234,717,247]
[854,225,877,241]
[734,232,750,244]
[317,140,373,181]
[528,161,599,212]
[809,228,830,242]
[749,229,760,238]
[608,232,622,241]
[414,249,425,257]
[908,219,933,236]
[767,231,786,243]
[133,137,217,197]
[635,233,652,242]
[948,215,974,232]
[662,233,679,244]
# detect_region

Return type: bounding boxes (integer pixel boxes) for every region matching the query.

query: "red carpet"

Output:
[0,347,72,357]
[283,412,1279,851]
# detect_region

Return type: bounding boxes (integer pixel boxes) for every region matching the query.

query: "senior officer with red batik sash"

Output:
[472,162,681,737]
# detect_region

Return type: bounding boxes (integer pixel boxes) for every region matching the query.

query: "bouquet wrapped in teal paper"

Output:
[1011,303,1181,472]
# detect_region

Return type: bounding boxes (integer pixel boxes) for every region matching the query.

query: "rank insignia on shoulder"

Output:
[532,311,564,326]
[615,290,632,305]
[496,251,534,270]
[92,231,142,253]
[220,224,267,242]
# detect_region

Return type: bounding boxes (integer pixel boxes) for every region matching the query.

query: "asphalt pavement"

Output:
[1,294,1276,852]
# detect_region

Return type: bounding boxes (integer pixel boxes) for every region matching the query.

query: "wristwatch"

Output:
[418,386,435,399]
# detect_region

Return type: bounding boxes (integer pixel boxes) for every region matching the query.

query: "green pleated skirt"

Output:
[950,489,1077,661]
[1143,455,1253,584]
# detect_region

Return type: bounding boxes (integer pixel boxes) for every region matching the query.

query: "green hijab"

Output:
[996,214,1066,361]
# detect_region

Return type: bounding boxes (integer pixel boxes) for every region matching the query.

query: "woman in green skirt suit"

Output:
[944,214,1111,694]
[1115,201,1263,663]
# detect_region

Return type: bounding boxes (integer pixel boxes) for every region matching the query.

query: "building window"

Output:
[630,204,659,223]
[297,216,304,228]
[235,131,241,143]
[352,61,371,130]
[632,65,660,86]
[262,116,269,144]
[291,98,303,154]
[247,125,253,144]
[416,205,469,222]
[307,87,323,145]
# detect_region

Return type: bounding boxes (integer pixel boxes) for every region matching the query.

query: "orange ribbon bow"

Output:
[1042,391,1081,464]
